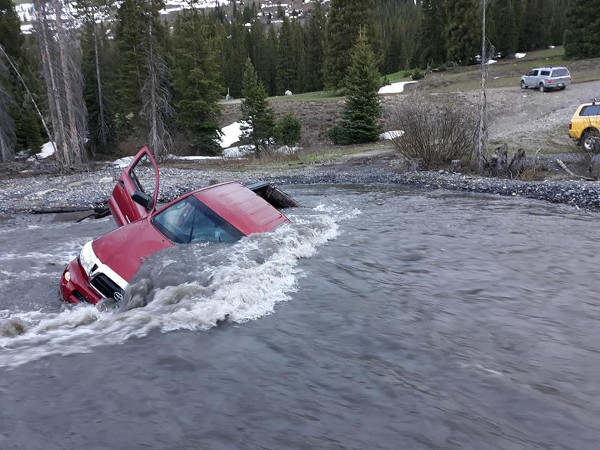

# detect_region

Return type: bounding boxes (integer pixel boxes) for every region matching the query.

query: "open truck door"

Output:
[108,147,159,227]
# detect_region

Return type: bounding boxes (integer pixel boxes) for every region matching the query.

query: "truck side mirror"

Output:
[131,190,153,211]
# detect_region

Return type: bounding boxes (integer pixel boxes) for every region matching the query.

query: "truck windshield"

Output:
[152,195,244,244]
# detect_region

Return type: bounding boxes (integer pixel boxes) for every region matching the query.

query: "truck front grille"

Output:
[91,273,123,301]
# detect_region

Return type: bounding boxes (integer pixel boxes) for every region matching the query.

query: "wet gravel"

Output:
[1,154,600,215]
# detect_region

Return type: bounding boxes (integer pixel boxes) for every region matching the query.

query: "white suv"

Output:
[520,67,572,92]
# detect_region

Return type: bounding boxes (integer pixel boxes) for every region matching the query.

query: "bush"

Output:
[389,94,478,169]
[276,113,302,146]
[410,69,425,80]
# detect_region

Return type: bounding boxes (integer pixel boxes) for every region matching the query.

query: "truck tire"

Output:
[582,130,600,153]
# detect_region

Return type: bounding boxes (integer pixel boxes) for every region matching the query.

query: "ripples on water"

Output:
[1,185,600,449]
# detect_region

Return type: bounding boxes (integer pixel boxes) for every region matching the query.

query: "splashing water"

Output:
[0,204,360,368]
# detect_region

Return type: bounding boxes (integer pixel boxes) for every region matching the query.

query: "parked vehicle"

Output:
[60,147,291,305]
[520,67,572,92]
[569,99,600,152]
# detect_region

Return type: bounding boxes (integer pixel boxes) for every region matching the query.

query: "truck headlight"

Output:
[79,241,97,275]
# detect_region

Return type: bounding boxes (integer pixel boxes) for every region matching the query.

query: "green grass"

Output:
[382,71,413,84]
[269,90,343,102]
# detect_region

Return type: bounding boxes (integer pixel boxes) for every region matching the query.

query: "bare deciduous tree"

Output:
[34,0,88,167]
[141,21,173,160]
[389,94,478,169]
[75,0,112,151]
[0,73,15,162]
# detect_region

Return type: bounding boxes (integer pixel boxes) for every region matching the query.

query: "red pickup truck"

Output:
[60,147,290,305]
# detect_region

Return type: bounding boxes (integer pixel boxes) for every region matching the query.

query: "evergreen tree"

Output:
[376,0,420,73]
[444,0,480,65]
[0,0,43,154]
[264,26,279,96]
[113,0,167,136]
[417,0,446,68]
[171,11,223,155]
[329,30,381,145]
[219,21,248,98]
[564,0,600,59]
[304,0,326,92]
[76,0,114,155]
[277,17,300,94]
[488,0,517,56]
[324,0,377,89]
[521,0,549,50]
[240,58,275,155]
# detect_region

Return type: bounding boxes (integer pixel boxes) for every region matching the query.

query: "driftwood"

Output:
[556,159,594,181]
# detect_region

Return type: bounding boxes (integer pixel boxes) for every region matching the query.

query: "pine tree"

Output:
[564,0,600,59]
[240,58,275,155]
[324,0,377,90]
[75,0,114,155]
[329,30,381,145]
[0,0,43,154]
[277,17,299,94]
[304,0,326,92]
[171,11,223,155]
[444,0,481,65]
[488,0,517,56]
[219,21,248,98]
[417,0,446,68]
[521,0,549,50]
[113,0,172,156]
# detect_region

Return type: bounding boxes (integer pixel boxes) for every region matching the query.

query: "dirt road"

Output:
[220,80,600,154]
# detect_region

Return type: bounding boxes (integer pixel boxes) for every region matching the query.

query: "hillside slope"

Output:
[220,80,600,154]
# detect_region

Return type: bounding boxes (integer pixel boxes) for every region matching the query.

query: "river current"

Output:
[1,184,599,449]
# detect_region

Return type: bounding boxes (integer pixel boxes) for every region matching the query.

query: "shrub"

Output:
[389,94,478,169]
[410,69,425,80]
[276,113,302,146]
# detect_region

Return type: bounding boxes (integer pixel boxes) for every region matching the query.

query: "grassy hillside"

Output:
[390,47,600,93]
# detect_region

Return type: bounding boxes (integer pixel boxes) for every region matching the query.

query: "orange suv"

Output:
[569,100,600,152]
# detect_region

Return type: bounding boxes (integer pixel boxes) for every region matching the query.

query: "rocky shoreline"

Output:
[1,153,600,215]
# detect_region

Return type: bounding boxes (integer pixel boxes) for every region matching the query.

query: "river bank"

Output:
[1,149,600,215]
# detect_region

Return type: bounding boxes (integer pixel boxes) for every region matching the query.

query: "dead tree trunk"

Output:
[35,0,68,162]
[34,0,87,168]
[52,0,85,166]
[142,20,172,160]
[0,78,15,162]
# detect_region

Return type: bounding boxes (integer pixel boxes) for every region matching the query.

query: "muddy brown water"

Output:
[1,185,599,449]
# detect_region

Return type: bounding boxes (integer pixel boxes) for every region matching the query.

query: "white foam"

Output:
[0,204,361,368]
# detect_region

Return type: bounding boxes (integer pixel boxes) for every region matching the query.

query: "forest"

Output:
[0,0,596,166]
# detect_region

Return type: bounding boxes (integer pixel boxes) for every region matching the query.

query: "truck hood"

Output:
[92,219,173,281]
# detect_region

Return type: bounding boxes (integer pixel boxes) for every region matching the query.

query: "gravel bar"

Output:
[1,157,600,214]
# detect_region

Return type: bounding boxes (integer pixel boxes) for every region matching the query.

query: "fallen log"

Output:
[555,159,594,181]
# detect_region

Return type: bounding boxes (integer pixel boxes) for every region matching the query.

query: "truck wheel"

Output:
[538,83,545,92]
[582,130,600,153]
[520,80,527,89]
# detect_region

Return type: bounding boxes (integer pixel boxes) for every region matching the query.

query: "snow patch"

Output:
[219,122,244,149]
[515,53,526,59]
[380,130,404,140]
[28,142,56,161]
[112,156,134,168]
[378,81,417,94]
[222,146,254,158]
